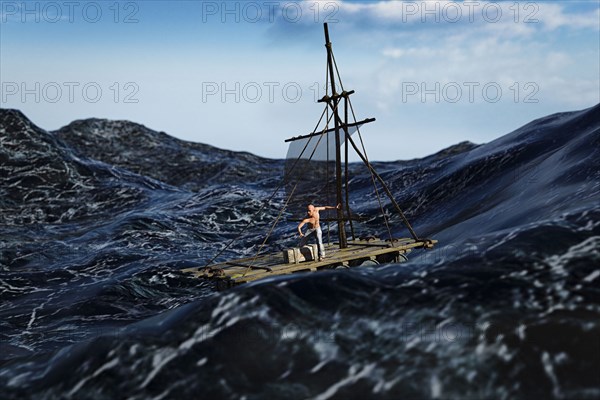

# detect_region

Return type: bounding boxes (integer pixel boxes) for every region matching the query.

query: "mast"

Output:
[344,94,356,240]
[324,22,347,249]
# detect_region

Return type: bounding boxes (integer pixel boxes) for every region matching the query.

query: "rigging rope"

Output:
[206,34,422,271]
[329,50,394,242]
[343,96,394,243]
[331,49,412,243]
[203,105,330,268]
[205,97,343,269]
[242,106,339,275]
[241,182,297,277]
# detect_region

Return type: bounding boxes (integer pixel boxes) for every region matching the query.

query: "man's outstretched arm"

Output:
[315,203,341,211]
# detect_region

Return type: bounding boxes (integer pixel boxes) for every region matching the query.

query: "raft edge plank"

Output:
[181,238,437,284]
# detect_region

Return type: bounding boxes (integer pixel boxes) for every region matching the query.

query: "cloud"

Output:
[336,0,599,29]
[3,0,597,161]
[265,1,598,35]
[536,2,600,30]
[256,1,598,158]
[306,1,599,107]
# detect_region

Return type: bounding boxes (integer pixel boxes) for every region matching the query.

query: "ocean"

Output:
[1,104,599,399]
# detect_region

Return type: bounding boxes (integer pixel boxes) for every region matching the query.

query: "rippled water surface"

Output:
[1,105,599,399]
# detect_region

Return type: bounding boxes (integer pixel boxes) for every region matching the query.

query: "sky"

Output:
[1,0,599,161]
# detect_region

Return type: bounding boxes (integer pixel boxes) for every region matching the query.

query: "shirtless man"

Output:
[298,203,340,261]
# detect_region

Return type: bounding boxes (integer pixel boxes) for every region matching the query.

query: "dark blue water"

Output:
[1,105,599,399]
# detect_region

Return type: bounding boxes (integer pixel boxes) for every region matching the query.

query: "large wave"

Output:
[1,105,598,399]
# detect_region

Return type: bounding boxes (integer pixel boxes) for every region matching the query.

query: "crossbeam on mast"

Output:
[284,118,375,143]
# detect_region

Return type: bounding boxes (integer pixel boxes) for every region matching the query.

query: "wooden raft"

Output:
[182,238,437,289]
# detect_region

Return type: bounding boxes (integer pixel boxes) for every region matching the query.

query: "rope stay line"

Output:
[241,182,298,277]
[203,104,332,268]
[242,101,338,268]
[330,44,395,244]
[330,47,420,242]
[206,93,349,269]
[348,99,395,244]
[324,47,392,243]
[205,23,426,271]
[239,97,350,274]
[325,49,394,243]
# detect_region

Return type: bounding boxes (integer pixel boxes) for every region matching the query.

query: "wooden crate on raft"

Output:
[282,244,319,264]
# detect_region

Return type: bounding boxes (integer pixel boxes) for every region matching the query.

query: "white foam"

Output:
[583,270,600,283]
[430,374,442,398]
[541,351,563,398]
[545,236,600,275]
[139,348,178,389]
[313,363,376,400]
[67,357,120,396]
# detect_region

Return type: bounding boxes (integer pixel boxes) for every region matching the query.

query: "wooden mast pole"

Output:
[344,95,356,241]
[324,22,347,249]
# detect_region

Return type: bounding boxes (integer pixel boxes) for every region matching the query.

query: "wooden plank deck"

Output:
[182,238,437,288]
